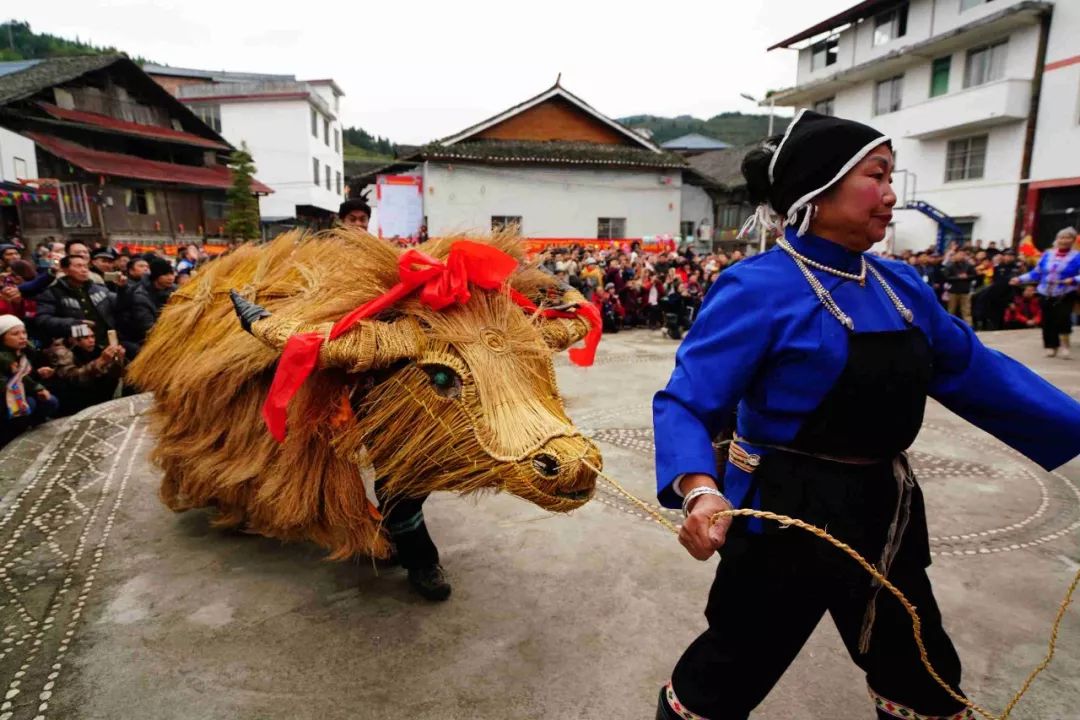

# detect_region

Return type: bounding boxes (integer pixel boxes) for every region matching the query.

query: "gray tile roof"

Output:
[686,145,756,190]
[0,54,122,106]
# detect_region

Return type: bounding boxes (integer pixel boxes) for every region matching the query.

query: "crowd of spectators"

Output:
[0,237,202,448]
[539,237,1045,337]
[0,227,1063,450]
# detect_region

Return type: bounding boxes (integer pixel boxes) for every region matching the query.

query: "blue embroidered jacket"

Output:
[1017,249,1080,298]
[653,227,1080,511]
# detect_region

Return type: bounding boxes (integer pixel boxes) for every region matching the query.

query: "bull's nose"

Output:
[531,453,560,478]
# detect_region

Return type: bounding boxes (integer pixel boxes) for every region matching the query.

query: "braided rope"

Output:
[583,461,1079,720]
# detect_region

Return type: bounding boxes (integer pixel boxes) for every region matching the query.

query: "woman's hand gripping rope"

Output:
[583,460,1080,720]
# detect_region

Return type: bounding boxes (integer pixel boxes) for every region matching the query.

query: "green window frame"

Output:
[930,56,951,98]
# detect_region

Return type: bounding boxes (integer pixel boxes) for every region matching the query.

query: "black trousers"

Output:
[375,480,439,570]
[666,457,965,720]
[1039,293,1074,349]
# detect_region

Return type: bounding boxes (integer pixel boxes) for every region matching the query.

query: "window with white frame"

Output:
[334,129,340,153]
[874,75,904,115]
[313,157,320,186]
[12,157,26,179]
[810,36,840,71]
[812,97,835,116]
[335,171,342,195]
[960,0,992,11]
[311,108,318,137]
[873,4,908,46]
[59,182,92,228]
[492,216,523,233]
[945,135,988,181]
[323,118,330,146]
[964,40,1007,88]
[597,217,627,239]
[325,165,331,190]
[187,103,221,132]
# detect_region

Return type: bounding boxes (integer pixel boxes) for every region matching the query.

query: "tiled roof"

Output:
[36,102,230,150]
[0,55,121,106]
[26,132,273,193]
[661,133,731,151]
[686,145,756,190]
[409,140,687,169]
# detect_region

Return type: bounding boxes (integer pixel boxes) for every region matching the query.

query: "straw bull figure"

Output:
[127,229,603,561]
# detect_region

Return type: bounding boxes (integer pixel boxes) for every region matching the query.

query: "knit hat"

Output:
[149,257,174,281]
[0,314,24,338]
[740,109,891,238]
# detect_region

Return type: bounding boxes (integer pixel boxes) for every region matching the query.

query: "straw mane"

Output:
[127,228,598,560]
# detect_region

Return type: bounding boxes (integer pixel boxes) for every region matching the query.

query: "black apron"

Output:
[669,328,967,720]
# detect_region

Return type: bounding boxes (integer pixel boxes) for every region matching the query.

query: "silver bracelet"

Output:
[682,486,728,518]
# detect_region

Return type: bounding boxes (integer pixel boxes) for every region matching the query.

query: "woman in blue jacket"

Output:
[1011,226,1080,357]
[652,110,1080,720]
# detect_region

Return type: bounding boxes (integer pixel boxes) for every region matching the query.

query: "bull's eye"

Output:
[425,365,462,399]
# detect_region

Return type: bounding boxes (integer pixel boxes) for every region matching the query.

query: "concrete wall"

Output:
[216,98,344,220]
[418,164,682,238]
[1030,0,1080,183]
[680,185,713,230]
[0,128,38,184]
[789,2,1046,251]
[795,0,1038,84]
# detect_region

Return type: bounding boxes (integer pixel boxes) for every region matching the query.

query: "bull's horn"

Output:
[232,289,422,373]
[230,290,271,334]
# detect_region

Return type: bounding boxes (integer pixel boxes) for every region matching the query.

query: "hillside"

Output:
[0,20,153,64]
[618,112,790,146]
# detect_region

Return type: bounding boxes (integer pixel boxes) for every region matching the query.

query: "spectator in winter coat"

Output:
[44,324,125,416]
[1004,286,1043,329]
[121,257,175,347]
[34,255,117,347]
[0,260,52,322]
[0,314,58,447]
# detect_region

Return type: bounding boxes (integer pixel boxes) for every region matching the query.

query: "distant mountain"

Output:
[618,112,790,147]
[0,20,154,64]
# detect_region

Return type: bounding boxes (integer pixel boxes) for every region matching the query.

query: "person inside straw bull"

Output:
[651,110,1080,720]
[335,195,449,600]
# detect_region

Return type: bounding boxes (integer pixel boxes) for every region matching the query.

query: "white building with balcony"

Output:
[767,0,1078,252]
[144,65,345,232]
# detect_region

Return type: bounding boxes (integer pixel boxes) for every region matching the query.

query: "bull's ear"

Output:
[536,287,591,352]
[540,314,591,352]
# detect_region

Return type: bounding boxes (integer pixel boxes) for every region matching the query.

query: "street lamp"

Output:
[740,92,775,136]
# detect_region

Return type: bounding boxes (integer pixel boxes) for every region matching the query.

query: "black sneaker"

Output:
[407,563,451,601]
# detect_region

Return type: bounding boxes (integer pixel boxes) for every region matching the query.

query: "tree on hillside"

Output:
[224,143,261,240]
[0,20,154,63]
[342,125,398,156]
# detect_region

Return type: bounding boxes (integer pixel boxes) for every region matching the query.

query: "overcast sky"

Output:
[17,1,855,144]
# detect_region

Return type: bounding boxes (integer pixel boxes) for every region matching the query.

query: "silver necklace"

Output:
[778,242,914,330]
[777,239,866,285]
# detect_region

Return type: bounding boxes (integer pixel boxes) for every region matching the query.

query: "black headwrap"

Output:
[742,110,891,237]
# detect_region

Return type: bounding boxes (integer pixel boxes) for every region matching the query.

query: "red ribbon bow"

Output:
[262,241,599,441]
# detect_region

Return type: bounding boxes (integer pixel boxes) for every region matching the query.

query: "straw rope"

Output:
[584,460,1080,720]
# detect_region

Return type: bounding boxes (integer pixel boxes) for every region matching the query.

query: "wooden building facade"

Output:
[0,55,270,248]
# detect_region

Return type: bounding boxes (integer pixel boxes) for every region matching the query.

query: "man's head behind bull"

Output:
[127,229,601,561]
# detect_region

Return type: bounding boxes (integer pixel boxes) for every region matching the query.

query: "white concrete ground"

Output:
[0,328,1077,719]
